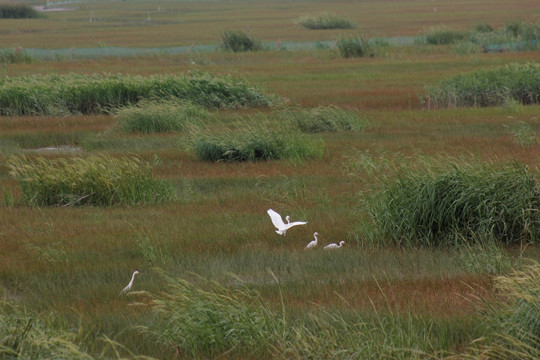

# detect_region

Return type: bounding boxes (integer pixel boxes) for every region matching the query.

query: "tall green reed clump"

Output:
[0,72,277,116]
[219,31,263,52]
[0,47,33,65]
[279,105,369,133]
[424,62,540,108]
[297,12,356,30]
[363,161,540,247]
[144,273,285,359]
[115,100,208,133]
[459,261,540,359]
[191,120,323,162]
[8,155,174,206]
[0,3,44,18]
[336,35,375,58]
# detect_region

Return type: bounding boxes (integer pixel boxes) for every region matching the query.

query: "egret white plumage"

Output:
[267,208,307,236]
[305,232,319,249]
[121,270,139,294]
[324,240,345,250]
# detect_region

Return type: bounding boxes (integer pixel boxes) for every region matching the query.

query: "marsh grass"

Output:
[425,26,468,45]
[0,72,276,116]
[336,35,375,58]
[0,47,33,65]
[115,99,208,133]
[363,160,540,247]
[424,62,540,108]
[190,118,323,162]
[7,155,175,206]
[457,261,540,359]
[144,272,285,358]
[279,105,369,133]
[297,12,356,30]
[219,31,263,52]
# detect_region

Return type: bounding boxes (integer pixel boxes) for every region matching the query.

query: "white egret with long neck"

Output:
[324,240,345,250]
[121,270,139,294]
[267,208,307,236]
[305,232,319,249]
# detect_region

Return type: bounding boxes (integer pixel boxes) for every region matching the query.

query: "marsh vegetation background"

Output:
[0,0,539,359]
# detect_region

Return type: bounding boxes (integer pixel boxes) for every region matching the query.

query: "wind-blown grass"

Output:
[363,161,540,247]
[424,62,540,108]
[115,100,208,133]
[0,72,277,116]
[279,105,369,133]
[7,155,174,206]
[190,119,323,162]
[457,261,540,359]
[144,272,285,359]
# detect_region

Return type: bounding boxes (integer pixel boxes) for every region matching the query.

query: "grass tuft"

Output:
[190,119,323,162]
[219,30,263,52]
[7,155,175,206]
[336,35,375,58]
[115,99,208,133]
[279,105,369,133]
[363,160,540,247]
[424,62,540,108]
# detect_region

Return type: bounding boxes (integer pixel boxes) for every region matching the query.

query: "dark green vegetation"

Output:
[297,12,356,30]
[425,62,540,107]
[191,119,323,162]
[219,30,263,52]
[8,155,174,206]
[0,47,33,65]
[336,35,375,58]
[0,3,43,19]
[1,1,540,359]
[0,72,276,116]
[364,161,540,247]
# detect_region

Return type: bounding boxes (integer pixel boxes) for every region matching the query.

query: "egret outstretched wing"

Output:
[267,208,307,236]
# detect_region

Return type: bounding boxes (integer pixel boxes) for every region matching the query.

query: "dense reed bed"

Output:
[364,161,540,247]
[0,72,277,116]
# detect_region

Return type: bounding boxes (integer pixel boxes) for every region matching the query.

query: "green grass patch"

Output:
[115,99,209,133]
[7,155,175,206]
[424,62,540,108]
[297,12,356,30]
[336,35,375,58]
[190,119,323,162]
[279,105,369,133]
[219,30,263,52]
[0,72,277,116]
[363,161,540,247]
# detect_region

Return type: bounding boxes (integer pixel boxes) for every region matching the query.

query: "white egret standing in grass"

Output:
[305,232,319,249]
[324,240,345,250]
[121,270,139,294]
[267,208,307,236]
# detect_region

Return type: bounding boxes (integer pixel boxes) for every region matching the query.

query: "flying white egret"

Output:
[267,208,307,236]
[305,232,319,249]
[121,270,139,294]
[324,240,345,250]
